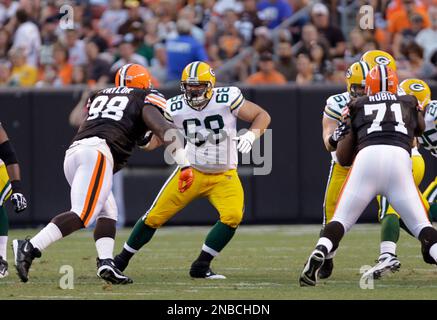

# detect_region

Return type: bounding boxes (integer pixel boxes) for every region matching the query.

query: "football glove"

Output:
[11,193,27,213]
[329,122,350,148]
[233,131,256,154]
[178,167,194,193]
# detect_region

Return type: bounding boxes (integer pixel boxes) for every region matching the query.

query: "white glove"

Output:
[233,131,256,154]
[11,193,27,213]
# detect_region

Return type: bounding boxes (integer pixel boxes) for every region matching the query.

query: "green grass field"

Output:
[1,224,437,300]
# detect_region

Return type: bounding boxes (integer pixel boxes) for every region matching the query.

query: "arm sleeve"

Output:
[228,87,245,116]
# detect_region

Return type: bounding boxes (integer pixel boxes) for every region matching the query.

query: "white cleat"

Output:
[0,256,8,278]
[362,253,401,280]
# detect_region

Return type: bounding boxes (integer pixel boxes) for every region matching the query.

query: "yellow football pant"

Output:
[0,164,11,205]
[377,155,428,220]
[423,176,437,205]
[323,155,427,224]
[143,167,244,229]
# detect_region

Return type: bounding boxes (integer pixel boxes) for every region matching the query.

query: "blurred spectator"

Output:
[294,24,325,56]
[165,19,208,82]
[149,44,167,85]
[118,0,144,35]
[344,28,368,64]
[415,5,437,62]
[311,3,345,58]
[245,51,287,85]
[398,42,436,80]
[99,0,128,37]
[393,12,426,58]
[35,64,59,88]
[257,0,293,29]
[65,29,87,67]
[0,62,9,85]
[295,53,314,85]
[387,0,430,35]
[213,0,243,15]
[178,5,205,45]
[85,40,111,86]
[72,65,87,85]
[52,42,73,86]
[275,41,297,81]
[8,46,37,87]
[237,0,263,46]
[110,39,148,74]
[11,9,40,67]
[309,42,333,82]
[0,27,10,64]
[0,0,19,26]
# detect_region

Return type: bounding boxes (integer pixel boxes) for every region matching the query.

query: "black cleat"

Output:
[189,260,226,279]
[113,254,129,272]
[97,258,133,285]
[0,256,8,278]
[319,258,334,279]
[299,249,325,287]
[12,238,41,283]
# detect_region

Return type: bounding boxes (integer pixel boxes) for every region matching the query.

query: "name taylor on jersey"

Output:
[166,86,245,173]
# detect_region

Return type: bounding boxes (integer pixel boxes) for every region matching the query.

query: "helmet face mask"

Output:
[181,81,212,110]
[349,83,365,98]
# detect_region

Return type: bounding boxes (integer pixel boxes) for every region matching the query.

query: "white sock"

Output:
[380,241,396,256]
[316,237,333,254]
[30,223,63,251]
[95,237,114,260]
[0,236,7,259]
[202,244,219,257]
[429,243,437,263]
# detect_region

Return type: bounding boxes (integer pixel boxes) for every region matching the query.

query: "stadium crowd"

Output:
[0,0,436,88]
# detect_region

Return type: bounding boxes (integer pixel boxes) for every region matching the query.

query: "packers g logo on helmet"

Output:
[399,78,431,109]
[181,61,216,110]
[346,61,369,97]
[361,50,397,72]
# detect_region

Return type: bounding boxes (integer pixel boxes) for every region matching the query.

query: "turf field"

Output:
[1,224,437,300]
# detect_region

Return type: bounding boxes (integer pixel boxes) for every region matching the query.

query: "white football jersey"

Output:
[418,100,437,158]
[166,86,244,173]
[323,91,351,163]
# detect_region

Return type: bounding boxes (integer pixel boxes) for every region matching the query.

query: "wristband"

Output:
[0,140,18,165]
[328,135,338,149]
[10,180,23,194]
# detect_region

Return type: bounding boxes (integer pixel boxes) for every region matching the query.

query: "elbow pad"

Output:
[0,140,18,165]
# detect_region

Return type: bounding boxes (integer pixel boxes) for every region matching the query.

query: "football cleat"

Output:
[319,257,334,279]
[361,253,401,280]
[12,238,41,283]
[96,258,133,285]
[113,254,129,272]
[0,256,8,278]
[190,260,226,279]
[299,249,325,287]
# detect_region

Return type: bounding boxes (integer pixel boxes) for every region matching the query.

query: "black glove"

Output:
[137,130,154,148]
[10,180,27,213]
[329,122,350,148]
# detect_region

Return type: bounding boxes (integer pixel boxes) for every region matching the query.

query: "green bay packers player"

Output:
[320,60,369,279]
[400,79,437,219]
[0,123,27,278]
[114,61,271,278]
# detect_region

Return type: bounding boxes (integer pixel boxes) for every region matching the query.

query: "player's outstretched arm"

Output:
[234,100,271,154]
[142,106,194,192]
[0,124,27,213]
[322,117,340,152]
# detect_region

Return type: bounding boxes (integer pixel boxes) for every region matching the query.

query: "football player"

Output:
[300,65,437,287]
[114,61,271,279]
[12,64,194,284]
[0,124,27,278]
[400,79,437,218]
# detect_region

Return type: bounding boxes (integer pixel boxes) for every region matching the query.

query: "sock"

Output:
[30,222,63,251]
[429,243,437,263]
[196,244,217,263]
[326,249,337,260]
[126,218,156,251]
[95,237,114,260]
[0,206,8,260]
[0,236,6,260]
[316,237,333,256]
[380,241,397,256]
[381,214,400,243]
[203,221,236,254]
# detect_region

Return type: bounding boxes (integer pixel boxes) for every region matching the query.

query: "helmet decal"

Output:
[375,56,390,65]
[410,83,425,91]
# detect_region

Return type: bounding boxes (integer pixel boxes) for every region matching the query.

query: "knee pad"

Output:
[418,227,437,265]
[220,212,243,229]
[144,214,165,229]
